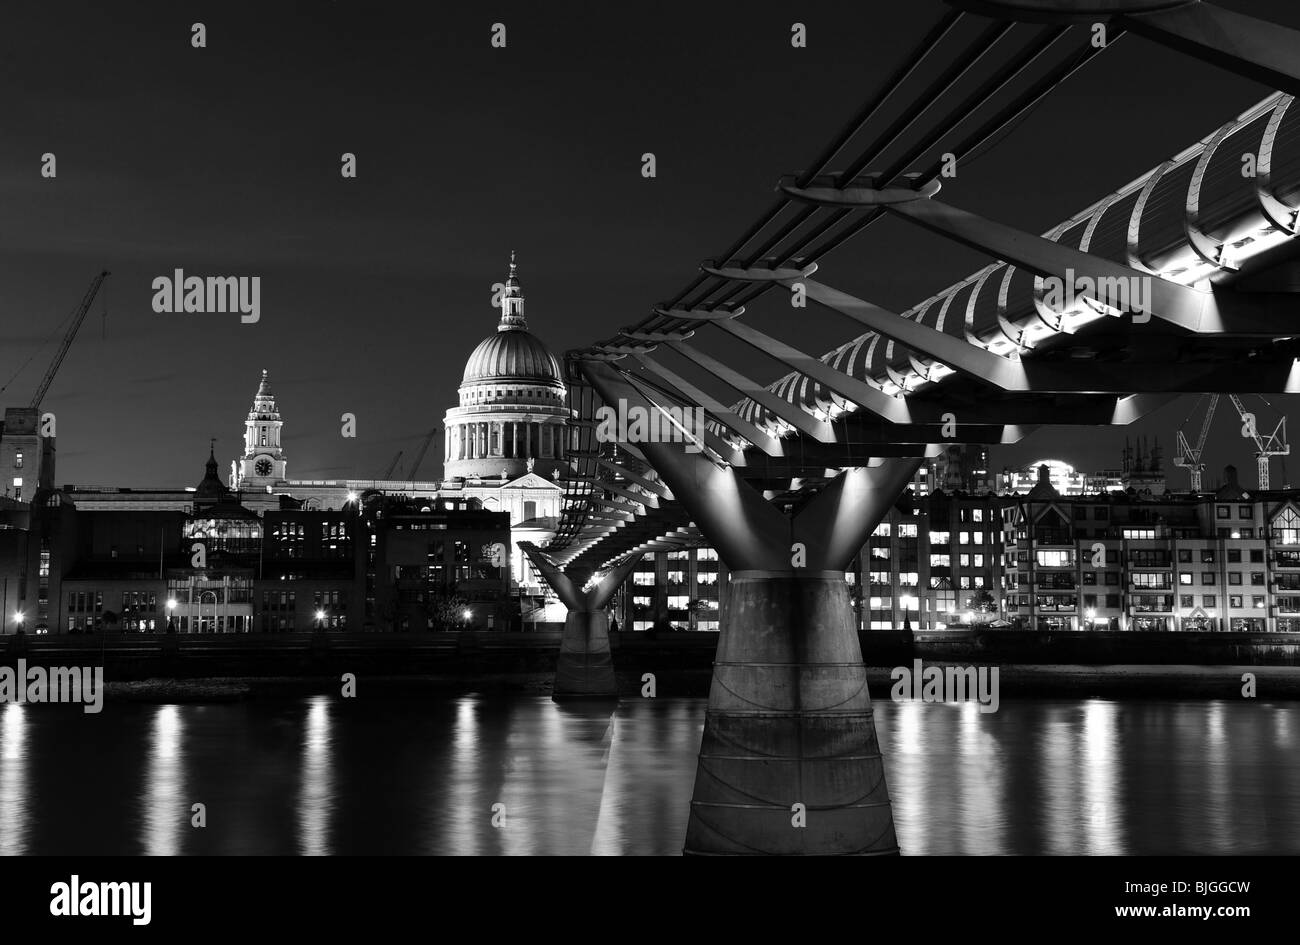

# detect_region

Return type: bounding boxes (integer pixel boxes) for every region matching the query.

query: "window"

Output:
[1104,573,1119,586]
[1253,596,1266,609]
[1095,507,1109,520]
[1178,549,1192,563]
[1228,572,1242,585]
[1122,528,1156,539]
[1201,549,1216,564]
[1203,595,1217,608]
[1239,505,1253,518]
[897,524,918,538]
[1202,573,1216,585]
[1229,595,1243,609]
[1106,550,1119,564]
[13,451,21,469]
[1251,572,1265,586]
[1251,549,1264,563]
[1217,505,1230,519]
[1074,506,1088,520]
[1273,506,1300,545]
[1083,572,1097,585]
[872,523,891,538]
[1178,573,1192,585]
[1228,549,1242,563]
[1083,594,1097,608]
[972,510,984,523]
[930,531,950,544]
[929,554,950,568]
[1180,595,1194,608]
[1036,550,1074,567]
[1106,595,1120,608]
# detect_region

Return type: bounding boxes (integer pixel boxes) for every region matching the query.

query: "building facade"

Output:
[0,460,512,634]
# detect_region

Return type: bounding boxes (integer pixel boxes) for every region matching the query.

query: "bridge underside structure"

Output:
[532,0,1300,854]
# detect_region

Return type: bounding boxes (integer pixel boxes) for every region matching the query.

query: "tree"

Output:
[966,590,996,617]
[425,585,471,631]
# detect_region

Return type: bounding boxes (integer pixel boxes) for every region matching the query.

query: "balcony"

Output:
[1131,595,1175,614]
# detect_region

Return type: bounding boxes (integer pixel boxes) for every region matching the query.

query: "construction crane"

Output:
[381,450,403,480]
[1228,394,1289,489]
[28,270,110,409]
[1174,394,1219,491]
[406,426,440,483]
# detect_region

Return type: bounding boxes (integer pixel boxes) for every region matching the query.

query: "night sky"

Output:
[2,0,1299,491]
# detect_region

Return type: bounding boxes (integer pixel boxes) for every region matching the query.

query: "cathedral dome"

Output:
[444,253,569,484]
[462,329,562,386]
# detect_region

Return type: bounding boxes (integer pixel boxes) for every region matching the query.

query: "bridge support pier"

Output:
[582,359,922,855]
[686,570,897,855]
[519,543,642,700]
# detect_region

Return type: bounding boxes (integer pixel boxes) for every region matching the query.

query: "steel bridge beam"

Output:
[630,353,785,454]
[883,197,1296,336]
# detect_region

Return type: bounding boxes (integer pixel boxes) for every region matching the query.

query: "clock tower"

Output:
[232,369,287,489]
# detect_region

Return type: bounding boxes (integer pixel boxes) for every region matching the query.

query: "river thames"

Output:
[0,695,1295,855]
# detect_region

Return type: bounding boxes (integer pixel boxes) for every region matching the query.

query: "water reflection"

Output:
[0,696,1297,855]
[298,697,332,856]
[0,704,28,856]
[142,705,184,856]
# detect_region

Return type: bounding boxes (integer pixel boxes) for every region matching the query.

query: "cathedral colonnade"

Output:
[447,419,567,463]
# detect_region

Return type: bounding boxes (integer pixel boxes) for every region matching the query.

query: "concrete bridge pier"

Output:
[519,543,642,700]
[582,359,923,855]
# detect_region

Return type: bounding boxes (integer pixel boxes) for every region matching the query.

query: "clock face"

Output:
[255,458,273,477]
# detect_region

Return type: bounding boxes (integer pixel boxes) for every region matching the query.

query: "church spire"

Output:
[498,251,528,332]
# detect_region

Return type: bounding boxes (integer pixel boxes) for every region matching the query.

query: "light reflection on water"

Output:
[0,695,1296,855]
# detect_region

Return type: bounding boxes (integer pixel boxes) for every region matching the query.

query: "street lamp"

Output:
[315,608,327,630]
[1085,607,1097,630]
[13,611,24,632]
[462,607,473,626]
[165,598,177,633]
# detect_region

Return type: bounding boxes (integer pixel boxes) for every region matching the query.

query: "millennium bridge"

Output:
[521,0,1300,855]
